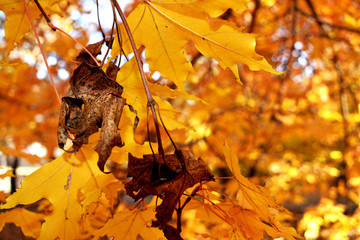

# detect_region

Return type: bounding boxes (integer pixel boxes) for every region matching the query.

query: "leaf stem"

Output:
[22,0,61,104]
[111,0,164,157]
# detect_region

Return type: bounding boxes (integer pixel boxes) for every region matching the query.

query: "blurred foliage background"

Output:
[1,0,360,239]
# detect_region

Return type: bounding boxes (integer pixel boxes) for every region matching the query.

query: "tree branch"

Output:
[248,0,260,33]
[300,1,360,34]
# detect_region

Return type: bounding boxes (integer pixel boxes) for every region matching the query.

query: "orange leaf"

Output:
[0,169,15,178]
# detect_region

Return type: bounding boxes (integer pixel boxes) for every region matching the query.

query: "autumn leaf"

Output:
[0,0,62,56]
[92,207,165,240]
[0,192,10,204]
[223,142,277,219]
[125,149,214,228]
[223,142,302,240]
[1,148,104,239]
[229,206,267,240]
[0,208,45,239]
[113,0,277,91]
[57,42,126,172]
[116,57,194,130]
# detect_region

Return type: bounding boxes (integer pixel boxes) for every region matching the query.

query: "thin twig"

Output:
[23,0,61,104]
[33,0,100,67]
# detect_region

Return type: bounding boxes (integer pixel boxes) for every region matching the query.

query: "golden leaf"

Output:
[0,208,44,239]
[223,142,302,240]
[0,0,62,55]
[1,148,104,239]
[92,207,165,240]
[113,0,277,90]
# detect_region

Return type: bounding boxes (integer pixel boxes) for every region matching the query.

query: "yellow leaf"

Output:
[0,208,44,239]
[149,82,207,104]
[146,0,247,18]
[115,0,277,90]
[92,207,165,240]
[229,206,265,240]
[223,143,302,240]
[80,173,123,208]
[119,3,193,91]
[223,141,276,220]
[117,58,189,130]
[110,107,155,159]
[1,147,104,239]
[0,0,62,55]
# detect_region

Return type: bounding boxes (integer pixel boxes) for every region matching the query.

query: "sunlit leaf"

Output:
[92,207,165,240]
[0,208,44,239]
[1,148,103,239]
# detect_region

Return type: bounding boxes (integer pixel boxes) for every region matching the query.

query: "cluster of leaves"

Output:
[1,0,360,239]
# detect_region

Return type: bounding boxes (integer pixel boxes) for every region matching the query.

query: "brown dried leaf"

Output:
[125,149,214,228]
[75,41,103,66]
[69,62,123,99]
[57,42,126,172]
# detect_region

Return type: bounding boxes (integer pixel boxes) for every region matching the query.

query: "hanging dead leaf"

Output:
[57,41,126,172]
[125,149,214,228]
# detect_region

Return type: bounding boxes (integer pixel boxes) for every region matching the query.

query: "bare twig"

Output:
[23,0,61,104]
[33,0,100,67]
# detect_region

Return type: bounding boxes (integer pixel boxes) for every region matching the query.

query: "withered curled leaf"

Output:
[125,149,214,228]
[57,41,126,172]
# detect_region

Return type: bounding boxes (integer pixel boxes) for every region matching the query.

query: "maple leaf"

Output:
[0,208,45,239]
[92,207,165,240]
[113,0,277,91]
[1,148,105,239]
[116,57,200,128]
[57,41,126,172]
[125,149,214,228]
[223,142,302,240]
[0,0,62,56]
